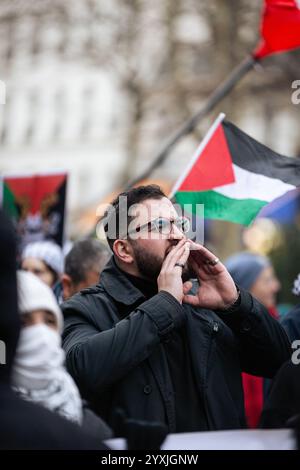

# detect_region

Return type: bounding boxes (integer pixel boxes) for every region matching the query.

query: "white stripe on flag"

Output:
[214,164,295,202]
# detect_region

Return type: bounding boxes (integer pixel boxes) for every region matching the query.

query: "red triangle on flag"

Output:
[178,123,235,192]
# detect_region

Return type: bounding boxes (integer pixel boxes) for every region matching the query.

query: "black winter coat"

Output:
[62,257,291,433]
[260,360,300,429]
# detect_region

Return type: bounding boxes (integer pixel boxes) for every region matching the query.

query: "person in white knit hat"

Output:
[21,240,63,289]
[12,270,83,424]
[12,271,113,440]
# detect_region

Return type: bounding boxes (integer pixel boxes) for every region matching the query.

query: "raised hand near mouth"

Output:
[183,241,239,310]
[157,239,191,304]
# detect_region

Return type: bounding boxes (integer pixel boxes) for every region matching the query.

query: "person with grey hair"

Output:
[62,238,111,301]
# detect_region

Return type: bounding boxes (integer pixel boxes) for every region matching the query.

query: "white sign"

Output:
[106,429,296,450]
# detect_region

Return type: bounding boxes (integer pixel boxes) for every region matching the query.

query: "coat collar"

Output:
[99,256,145,305]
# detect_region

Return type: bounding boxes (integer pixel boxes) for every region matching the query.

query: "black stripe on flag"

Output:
[223,120,300,187]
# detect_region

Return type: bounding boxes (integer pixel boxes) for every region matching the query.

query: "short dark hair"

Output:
[103,185,166,250]
[64,239,110,285]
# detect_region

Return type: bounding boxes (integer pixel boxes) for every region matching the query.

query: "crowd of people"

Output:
[1,184,300,450]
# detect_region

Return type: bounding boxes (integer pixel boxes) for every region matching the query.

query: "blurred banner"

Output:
[0,172,67,250]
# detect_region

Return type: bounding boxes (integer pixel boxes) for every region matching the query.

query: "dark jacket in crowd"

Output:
[62,257,291,434]
[260,360,300,431]
[281,304,300,342]
[0,210,106,450]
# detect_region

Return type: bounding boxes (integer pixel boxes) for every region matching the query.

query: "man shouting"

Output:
[62,185,290,434]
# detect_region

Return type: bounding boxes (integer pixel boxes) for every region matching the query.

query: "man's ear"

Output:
[61,274,73,301]
[113,239,134,264]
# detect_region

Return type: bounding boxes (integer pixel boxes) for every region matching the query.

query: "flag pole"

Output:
[169,112,226,198]
[125,55,256,190]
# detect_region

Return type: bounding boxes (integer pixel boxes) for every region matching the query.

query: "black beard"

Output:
[133,244,162,280]
[132,243,195,282]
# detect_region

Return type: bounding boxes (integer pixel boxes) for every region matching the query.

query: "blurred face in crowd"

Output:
[250,265,281,309]
[62,268,101,300]
[21,257,56,288]
[20,309,58,331]
[114,197,192,281]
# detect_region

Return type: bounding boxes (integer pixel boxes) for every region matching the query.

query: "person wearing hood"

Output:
[0,209,106,450]
[12,269,112,439]
[12,270,83,424]
[225,251,282,429]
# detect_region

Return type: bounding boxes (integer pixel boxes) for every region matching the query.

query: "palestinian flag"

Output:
[172,114,300,225]
[1,172,67,247]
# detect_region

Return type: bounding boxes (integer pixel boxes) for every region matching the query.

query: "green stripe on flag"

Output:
[175,190,267,226]
[3,182,19,218]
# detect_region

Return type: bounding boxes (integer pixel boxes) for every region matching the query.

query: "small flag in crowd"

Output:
[0,172,67,249]
[254,0,300,58]
[171,114,300,226]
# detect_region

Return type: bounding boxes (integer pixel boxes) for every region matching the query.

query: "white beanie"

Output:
[22,241,64,276]
[17,271,63,332]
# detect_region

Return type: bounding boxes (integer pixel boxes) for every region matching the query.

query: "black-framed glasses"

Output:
[128,216,190,237]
